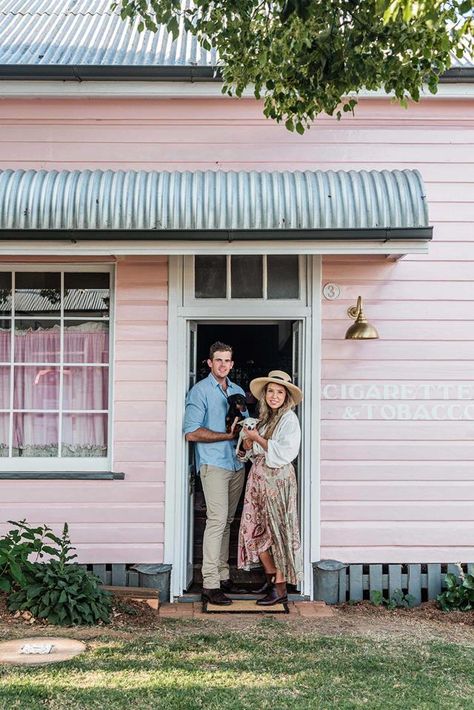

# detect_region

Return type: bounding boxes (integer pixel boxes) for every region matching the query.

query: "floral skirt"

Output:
[237,455,303,585]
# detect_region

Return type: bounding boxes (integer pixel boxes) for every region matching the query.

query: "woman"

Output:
[237,370,303,606]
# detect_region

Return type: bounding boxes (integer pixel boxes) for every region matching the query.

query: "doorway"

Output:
[164,254,321,601]
[189,321,301,592]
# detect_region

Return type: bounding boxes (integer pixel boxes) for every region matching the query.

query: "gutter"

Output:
[440,67,474,82]
[0,64,472,83]
[0,227,433,241]
[0,64,219,82]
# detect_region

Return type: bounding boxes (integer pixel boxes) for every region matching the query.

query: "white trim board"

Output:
[0,240,429,257]
[1,80,473,100]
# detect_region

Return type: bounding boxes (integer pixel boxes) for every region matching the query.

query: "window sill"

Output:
[0,471,125,480]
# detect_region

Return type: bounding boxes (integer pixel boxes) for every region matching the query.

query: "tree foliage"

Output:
[114,1,474,132]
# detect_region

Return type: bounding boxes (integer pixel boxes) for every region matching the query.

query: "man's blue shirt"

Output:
[183,373,246,472]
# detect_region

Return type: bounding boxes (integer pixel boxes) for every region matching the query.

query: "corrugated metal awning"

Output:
[0,169,431,241]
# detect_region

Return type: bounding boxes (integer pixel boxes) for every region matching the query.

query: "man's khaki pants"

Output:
[200,464,245,590]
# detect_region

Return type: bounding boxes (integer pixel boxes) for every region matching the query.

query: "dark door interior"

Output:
[191,322,296,590]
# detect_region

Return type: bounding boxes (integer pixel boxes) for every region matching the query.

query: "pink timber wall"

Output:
[0,96,473,564]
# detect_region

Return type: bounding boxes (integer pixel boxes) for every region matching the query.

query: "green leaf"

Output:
[462,575,474,590]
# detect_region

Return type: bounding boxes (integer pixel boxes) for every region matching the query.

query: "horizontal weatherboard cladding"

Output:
[0,169,430,232]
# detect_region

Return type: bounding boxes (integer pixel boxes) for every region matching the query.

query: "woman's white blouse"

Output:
[253,409,301,468]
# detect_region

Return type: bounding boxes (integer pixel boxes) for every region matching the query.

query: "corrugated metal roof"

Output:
[1,290,109,312]
[0,169,429,230]
[0,0,217,67]
[0,0,470,69]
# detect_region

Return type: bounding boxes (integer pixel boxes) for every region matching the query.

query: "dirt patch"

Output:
[1,593,473,645]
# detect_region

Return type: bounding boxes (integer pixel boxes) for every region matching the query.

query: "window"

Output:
[194,255,300,300]
[0,269,111,467]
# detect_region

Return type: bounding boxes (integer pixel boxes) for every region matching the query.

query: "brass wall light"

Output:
[345,296,379,340]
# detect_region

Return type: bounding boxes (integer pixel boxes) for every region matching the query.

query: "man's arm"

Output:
[184,384,239,442]
[185,427,234,443]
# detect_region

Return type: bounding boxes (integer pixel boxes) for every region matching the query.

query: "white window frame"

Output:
[0,264,114,472]
[184,255,306,308]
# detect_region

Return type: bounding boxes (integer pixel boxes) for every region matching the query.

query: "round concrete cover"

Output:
[0,637,86,665]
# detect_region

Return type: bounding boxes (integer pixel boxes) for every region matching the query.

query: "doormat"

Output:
[203,599,289,614]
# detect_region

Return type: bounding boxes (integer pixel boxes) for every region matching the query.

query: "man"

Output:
[184,341,246,606]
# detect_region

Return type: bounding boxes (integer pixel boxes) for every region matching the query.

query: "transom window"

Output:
[194,255,300,300]
[0,269,111,465]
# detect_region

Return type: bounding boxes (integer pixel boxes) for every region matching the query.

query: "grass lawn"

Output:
[0,617,473,710]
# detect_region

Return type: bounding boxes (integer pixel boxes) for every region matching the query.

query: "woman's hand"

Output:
[244,427,268,451]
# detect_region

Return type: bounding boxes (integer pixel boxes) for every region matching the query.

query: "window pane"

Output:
[62,413,107,457]
[0,321,11,362]
[231,256,263,298]
[12,412,58,457]
[0,413,9,455]
[267,256,299,299]
[63,321,109,364]
[63,367,108,410]
[13,366,60,410]
[0,273,12,316]
[195,256,226,298]
[0,366,9,408]
[64,272,110,317]
[15,272,61,315]
[14,321,60,363]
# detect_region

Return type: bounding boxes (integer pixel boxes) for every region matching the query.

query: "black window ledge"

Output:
[0,471,125,480]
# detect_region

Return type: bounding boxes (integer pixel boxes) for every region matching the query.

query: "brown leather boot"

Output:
[253,572,276,595]
[256,581,287,606]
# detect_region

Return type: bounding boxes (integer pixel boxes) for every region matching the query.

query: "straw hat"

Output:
[249,370,303,405]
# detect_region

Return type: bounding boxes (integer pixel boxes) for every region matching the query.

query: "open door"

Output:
[185,321,198,590]
[292,320,303,393]
[292,320,304,591]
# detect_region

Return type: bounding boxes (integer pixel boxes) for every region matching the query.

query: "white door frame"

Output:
[164,255,321,600]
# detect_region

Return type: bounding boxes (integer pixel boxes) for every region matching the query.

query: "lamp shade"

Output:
[345,297,379,340]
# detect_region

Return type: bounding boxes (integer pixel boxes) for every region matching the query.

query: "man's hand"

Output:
[228,416,240,439]
[185,420,239,443]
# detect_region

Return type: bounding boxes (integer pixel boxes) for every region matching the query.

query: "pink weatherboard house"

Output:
[0,1,472,603]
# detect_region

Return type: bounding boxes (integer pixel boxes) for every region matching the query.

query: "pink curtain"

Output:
[0,326,108,457]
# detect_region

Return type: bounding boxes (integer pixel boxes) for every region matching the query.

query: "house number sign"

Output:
[322,283,341,300]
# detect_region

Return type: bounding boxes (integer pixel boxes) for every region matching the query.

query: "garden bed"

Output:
[0,592,161,630]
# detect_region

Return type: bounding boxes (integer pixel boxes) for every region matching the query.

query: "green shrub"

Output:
[8,559,111,625]
[370,589,416,609]
[437,571,474,612]
[0,520,50,593]
[2,520,111,625]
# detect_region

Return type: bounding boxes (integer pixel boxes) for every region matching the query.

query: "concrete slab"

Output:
[0,637,87,665]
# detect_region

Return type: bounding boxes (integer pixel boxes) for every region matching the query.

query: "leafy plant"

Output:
[370,589,416,609]
[0,520,51,593]
[2,521,111,625]
[437,571,474,612]
[114,0,474,132]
